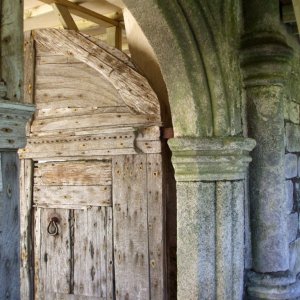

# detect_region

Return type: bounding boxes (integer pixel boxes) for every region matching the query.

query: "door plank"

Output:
[106,207,114,300]
[20,159,34,299]
[34,185,112,208]
[73,207,108,298]
[39,208,71,295]
[147,154,165,299]
[113,155,150,300]
[34,161,111,186]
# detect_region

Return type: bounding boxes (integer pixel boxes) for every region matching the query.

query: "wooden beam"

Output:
[39,0,120,27]
[106,26,122,50]
[52,3,78,31]
[292,0,300,34]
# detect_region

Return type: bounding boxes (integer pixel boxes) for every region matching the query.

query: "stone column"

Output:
[241,0,300,298]
[168,137,255,300]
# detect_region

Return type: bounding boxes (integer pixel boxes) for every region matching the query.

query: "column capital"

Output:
[0,100,35,150]
[241,32,293,87]
[168,137,256,182]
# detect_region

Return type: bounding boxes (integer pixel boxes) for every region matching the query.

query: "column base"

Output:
[248,271,300,299]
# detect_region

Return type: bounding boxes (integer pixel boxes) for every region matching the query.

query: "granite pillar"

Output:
[242,0,300,298]
[169,137,255,300]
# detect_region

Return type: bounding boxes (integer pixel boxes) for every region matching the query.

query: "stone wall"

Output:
[284,35,300,278]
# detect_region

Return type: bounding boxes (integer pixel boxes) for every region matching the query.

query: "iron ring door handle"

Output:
[47,218,59,236]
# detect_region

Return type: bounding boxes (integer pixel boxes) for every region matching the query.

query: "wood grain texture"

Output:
[20,159,34,299]
[38,208,71,295]
[33,29,160,115]
[35,61,125,108]
[34,161,111,186]
[20,131,137,159]
[113,155,150,300]
[1,0,23,102]
[34,185,112,208]
[0,153,20,299]
[73,207,111,298]
[31,112,160,133]
[147,154,165,299]
[24,31,36,104]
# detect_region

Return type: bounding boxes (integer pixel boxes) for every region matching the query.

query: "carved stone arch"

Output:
[122,0,244,137]
[33,29,161,117]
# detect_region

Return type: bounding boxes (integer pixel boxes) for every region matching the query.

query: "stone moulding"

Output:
[168,137,256,181]
[0,100,35,150]
[247,271,300,299]
[241,32,294,87]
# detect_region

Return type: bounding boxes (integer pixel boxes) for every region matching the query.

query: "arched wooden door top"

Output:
[32,28,160,116]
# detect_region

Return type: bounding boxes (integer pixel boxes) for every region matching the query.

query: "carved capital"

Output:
[241,32,293,87]
[168,137,256,182]
[0,100,35,150]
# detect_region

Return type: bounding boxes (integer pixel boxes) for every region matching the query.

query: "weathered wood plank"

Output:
[24,31,36,104]
[0,152,20,299]
[20,159,34,299]
[73,207,109,297]
[147,154,165,299]
[106,207,114,300]
[31,112,160,133]
[36,54,81,65]
[34,161,111,186]
[82,34,135,69]
[20,147,137,160]
[34,207,41,299]
[113,155,150,299]
[39,208,71,294]
[45,292,105,300]
[21,131,136,159]
[34,29,160,115]
[1,0,23,102]
[35,62,124,108]
[34,185,112,207]
[35,106,129,120]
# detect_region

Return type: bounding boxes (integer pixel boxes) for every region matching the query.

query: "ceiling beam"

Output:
[39,0,120,27]
[52,3,78,30]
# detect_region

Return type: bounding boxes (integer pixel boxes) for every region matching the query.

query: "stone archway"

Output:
[119,1,256,299]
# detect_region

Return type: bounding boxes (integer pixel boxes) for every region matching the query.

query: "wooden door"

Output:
[33,160,113,300]
[20,29,167,300]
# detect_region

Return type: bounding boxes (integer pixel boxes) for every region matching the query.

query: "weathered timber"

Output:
[20,159,34,299]
[34,161,112,186]
[33,29,160,115]
[73,207,112,297]
[33,185,112,208]
[113,155,150,299]
[24,31,36,104]
[0,153,20,299]
[1,0,23,102]
[147,154,165,299]
[35,62,124,108]
[38,208,71,295]
[30,112,160,133]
